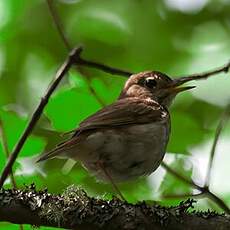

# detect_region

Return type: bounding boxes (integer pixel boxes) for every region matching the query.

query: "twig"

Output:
[0,47,83,188]
[206,191,230,214]
[0,119,24,230]
[46,0,230,81]
[162,192,203,200]
[46,0,132,77]
[0,119,17,188]
[46,0,132,79]
[72,58,230,79]
[46,0,130,108]
[161,104,230,214]
[204,105,230,188]
[46,0,106,106]
[174,61,230,84]
[161,162,230,214]
[77,58,132,77]
[161,162,203,191]
[46,0,71,50]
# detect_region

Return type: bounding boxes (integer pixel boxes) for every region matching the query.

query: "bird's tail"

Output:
[36,138,77,163]
[36,147,65,162]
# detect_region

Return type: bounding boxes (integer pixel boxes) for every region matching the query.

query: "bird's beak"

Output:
[167,85,196,94]
[165,79,196,95]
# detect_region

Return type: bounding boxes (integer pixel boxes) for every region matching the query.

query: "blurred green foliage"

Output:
[0,0,230,229]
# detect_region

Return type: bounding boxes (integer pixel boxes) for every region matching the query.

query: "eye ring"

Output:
[144,78,157,89]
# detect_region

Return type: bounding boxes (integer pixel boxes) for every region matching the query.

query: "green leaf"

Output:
[0,223,60,230]
[20,135,46,157]
[68,7,130,46]
[90,77,123,104]
[45,87,101,132]
[69,71,123,105]
[0,223,22,230]
[0,108,46,159]
[0,144,6,172]
[68,70,89,90]
[159,158,193,206]
[168,111,205,153]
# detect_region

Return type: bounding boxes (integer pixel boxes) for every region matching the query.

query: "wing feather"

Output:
[37,98,168,162]
[74,98,168,135]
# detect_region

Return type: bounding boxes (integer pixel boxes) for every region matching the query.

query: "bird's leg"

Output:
[97,161,150,224]
[96,161,126,201]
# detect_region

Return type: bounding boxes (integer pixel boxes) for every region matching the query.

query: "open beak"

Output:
[164,80,196,95]
[168,85,196,94]
[159,77,196,96]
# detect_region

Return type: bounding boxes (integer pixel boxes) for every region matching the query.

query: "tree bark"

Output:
[0,185,229,230]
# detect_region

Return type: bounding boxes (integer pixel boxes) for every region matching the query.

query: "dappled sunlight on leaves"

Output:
[67,2,131,46]
[191,135,230,198]
[164,0,208,14]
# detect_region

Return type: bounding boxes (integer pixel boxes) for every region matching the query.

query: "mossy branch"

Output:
[0,185,230,230]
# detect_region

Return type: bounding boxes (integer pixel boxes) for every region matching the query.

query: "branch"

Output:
[46,0,105,106]
[77,58,132,77]
[0,186,230,230]
[161,162,230,214]
[161,103,230,215]
[174,61,230,84]
[46,0,230,80]
[0,47,83,188]
[162,192,203,200]
[46,0,71,50]
[161,162,203,191]
[46,0,132,79]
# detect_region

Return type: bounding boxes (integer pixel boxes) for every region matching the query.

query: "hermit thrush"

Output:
[37,71,194,186]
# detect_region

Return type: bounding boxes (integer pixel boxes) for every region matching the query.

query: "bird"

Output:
[37,71,194,197]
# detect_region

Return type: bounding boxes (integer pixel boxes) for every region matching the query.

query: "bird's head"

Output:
[119,71,195,107]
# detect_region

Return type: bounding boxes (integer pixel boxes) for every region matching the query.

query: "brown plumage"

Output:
[37,71,194,182]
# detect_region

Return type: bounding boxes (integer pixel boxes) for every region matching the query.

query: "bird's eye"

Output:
[144,78,157,88]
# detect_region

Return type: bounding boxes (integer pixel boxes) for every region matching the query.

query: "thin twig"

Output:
[0,47,83,188]
[163,191,230,215]
[207,191,230,214]
[162,192,203,200]
[46,0,132,78]
[46,0,106,106]
[0,119,24,230]
[205,105,230,188]
[46,0,71,50]
[161,162,230,214]
[46,0,230,81]
[76,59,230,79]
[0,119,17,188]
[46,0,129,107]
[161,162,203,191]
[174,61,230,84]
[77,58,132,76]
[161,105,230,214]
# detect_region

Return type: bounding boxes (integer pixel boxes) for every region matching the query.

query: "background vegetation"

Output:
[0,0,230,229]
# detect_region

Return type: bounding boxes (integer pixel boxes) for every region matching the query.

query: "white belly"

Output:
[78,122,169,182]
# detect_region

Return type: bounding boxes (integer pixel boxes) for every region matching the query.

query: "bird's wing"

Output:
[37,98,168,162]
[75,98,168,133]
